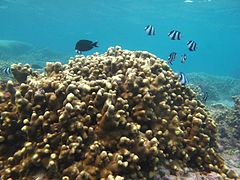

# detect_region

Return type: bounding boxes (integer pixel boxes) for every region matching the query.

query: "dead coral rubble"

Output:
[0,46,238,179]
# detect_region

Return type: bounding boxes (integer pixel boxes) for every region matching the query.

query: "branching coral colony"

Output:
[0,46,238,179]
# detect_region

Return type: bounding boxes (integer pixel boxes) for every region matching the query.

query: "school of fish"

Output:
[0,26,201,100]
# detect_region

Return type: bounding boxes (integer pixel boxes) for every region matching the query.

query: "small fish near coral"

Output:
[168,30,181,40]
[168,52,177,65]
[144,25,155,36]
[181,54,187,63]
[0,66,12,76]
[178,72,188,85]
[75,39,98,54]
[187,40,197,51]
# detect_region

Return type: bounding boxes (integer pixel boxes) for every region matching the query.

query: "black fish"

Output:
[145,25,155,36]
[178,72,188,85]
[75,40,98,54]
[168,30,181,40]
[187,40,197,51]
[0,67,11,75]
[168,52,177,65]
[181,54,187,63]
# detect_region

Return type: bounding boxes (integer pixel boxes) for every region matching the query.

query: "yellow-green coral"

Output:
[0,46,238,179]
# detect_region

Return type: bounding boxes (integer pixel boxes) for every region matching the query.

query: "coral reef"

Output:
[0,47,238,179]
[0,39,67,70]
[0,40,33,57]
[10,63,33,83]
[186,84,206,103]
[187,72,240,105]
[0,62,43,82]
[208,96,240,175]
[156,170,224,179]
[208,97,240,150]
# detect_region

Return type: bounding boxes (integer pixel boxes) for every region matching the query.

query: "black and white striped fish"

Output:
[187,40,197,51]
[181,54,187,63]
[144,25,155,36]
[0,67,12,75]
[168,30,181,40]
[178,72,188,85]
[168,52,177,65]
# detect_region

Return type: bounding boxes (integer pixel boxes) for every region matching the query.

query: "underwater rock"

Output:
[0,46,238,179]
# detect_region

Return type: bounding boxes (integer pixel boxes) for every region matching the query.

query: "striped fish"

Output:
[178,72,188,85]
[181,54,187,63]
[0,67,12,75]
[168,30,181,40]
[144,25,155,36]
[168,52,177,65]
[187,40,197,51]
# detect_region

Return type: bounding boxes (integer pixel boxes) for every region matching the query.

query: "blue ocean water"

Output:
[0,0,240,77]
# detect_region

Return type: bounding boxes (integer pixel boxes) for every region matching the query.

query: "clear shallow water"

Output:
[0,0,240,77]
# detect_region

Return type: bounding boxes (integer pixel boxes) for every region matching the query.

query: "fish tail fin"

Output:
[92,42,98,47]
